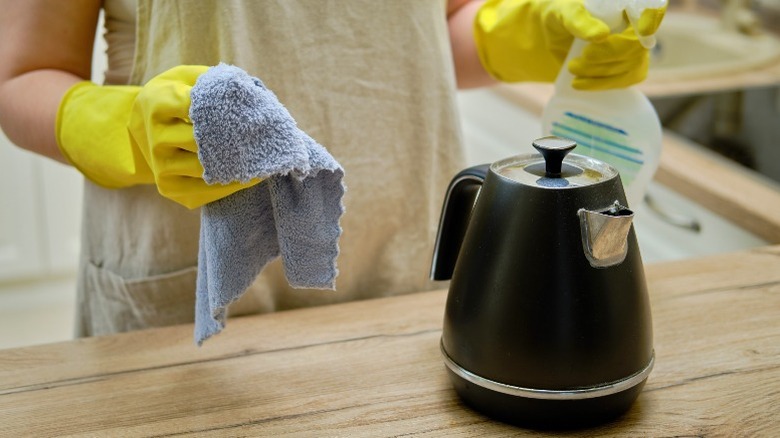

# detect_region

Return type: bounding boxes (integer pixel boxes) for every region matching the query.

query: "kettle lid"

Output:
[495,136,618,188]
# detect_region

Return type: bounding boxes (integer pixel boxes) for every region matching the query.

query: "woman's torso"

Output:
[76,0,464,336]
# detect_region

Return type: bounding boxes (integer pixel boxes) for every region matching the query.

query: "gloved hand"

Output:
[569,7,666,90]
[56,65,259,209]
[473,0,666,90]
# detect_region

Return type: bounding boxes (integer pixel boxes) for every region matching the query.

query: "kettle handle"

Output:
[430,164,490,281]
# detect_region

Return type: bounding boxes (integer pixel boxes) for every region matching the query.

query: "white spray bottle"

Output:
[541,0,666,208]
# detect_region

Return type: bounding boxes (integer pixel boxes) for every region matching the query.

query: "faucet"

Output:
[721,0,762,35]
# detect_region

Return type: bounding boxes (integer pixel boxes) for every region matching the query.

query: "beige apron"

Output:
[76,0,464,337]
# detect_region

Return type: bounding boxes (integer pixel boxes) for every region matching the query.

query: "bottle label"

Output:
[549,111,645,186]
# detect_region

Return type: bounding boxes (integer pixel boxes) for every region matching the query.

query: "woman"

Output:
[0,0,663,337]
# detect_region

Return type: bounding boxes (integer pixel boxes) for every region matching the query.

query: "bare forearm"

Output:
[448,0,496,89]
[0,71,82,163]
[0,0,100,163]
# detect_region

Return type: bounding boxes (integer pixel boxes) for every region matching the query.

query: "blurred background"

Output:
[1,0,780,349]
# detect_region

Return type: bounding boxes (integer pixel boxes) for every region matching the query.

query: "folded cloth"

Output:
[189,63,345,345]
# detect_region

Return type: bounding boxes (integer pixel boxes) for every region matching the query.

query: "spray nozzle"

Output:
[585,0,667,49]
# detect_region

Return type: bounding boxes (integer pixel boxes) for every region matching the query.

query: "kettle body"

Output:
[431,137,653,428]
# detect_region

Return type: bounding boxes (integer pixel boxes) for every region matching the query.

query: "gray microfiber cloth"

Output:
[189,63,345,345]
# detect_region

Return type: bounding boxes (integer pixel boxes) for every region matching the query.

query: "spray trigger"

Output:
[625,9,657,49]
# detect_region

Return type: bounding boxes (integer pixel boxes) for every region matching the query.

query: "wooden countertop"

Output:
[641,59,780,98]
[1,245,779,436]
[494,80,780,243]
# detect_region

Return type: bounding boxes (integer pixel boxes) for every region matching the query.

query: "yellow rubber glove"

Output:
[473,0,666,90]
[474,0,611,84]
[569,7,667,90]
[56,65,259,209]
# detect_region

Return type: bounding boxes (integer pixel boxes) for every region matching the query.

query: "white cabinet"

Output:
[0,130,83,281]
[0,137,46,279]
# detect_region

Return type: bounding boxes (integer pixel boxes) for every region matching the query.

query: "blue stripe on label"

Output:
[552,122,643,156]
[551,128,645,165]
[564,112,628,136]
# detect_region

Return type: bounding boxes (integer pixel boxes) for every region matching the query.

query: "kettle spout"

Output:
[578,201,635,268]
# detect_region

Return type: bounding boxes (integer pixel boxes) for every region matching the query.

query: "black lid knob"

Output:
[532,136,577,178]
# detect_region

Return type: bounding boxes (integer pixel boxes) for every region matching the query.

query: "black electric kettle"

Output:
[431,136,654,428]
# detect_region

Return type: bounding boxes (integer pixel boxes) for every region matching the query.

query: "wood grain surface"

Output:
[0,246,779,436]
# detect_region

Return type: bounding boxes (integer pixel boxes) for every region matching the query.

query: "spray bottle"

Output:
[541,0,666,208]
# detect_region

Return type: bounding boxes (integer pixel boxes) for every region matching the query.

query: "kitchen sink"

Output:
[648,11,780,80]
